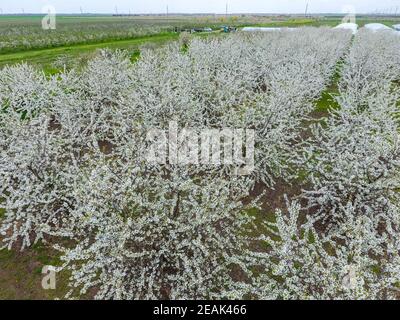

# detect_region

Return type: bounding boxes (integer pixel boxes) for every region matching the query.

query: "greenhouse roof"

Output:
[334,23,358,35]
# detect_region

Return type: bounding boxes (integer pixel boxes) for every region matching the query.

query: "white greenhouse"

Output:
[393,24,400,31]
[334,23,358,35]
[364,23,392,32]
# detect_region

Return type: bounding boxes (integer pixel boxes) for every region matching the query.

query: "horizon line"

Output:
[0,12,395,16]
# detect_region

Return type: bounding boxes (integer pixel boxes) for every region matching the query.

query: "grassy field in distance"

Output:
[0,32,180,74]
[1,14,400,73]
[0,14,318,72]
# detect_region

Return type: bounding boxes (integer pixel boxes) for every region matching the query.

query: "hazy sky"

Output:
[1,0,400,14]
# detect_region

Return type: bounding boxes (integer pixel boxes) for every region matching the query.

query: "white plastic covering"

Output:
[364,23,392,32]
[393,24,400,31]
[334,23,358,35]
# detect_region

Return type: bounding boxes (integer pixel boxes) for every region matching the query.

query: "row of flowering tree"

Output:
[0,21,171,54]
[4,28,398,299]
[234,29,400,299]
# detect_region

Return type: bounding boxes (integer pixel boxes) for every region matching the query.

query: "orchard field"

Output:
[1,14,400,300]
